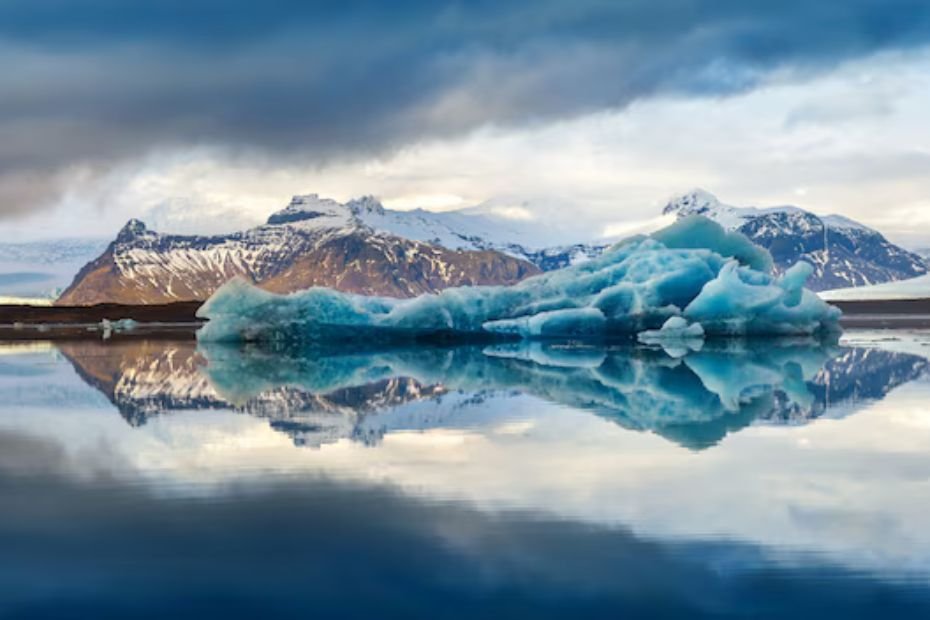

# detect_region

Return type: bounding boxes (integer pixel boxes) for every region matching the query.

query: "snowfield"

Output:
[819,273,930,301]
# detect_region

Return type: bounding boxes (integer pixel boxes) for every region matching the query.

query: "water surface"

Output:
[1,331,930,617]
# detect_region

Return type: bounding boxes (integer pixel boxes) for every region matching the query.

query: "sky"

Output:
[1,1,930,245]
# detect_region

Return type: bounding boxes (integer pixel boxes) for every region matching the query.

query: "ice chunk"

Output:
[638,317,705,342]
[681,261,839,336]
[197,215,840,344]
[113,318,138,331]
[99,317,139,340]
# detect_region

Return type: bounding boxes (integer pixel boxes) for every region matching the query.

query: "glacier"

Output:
[197,215,841,344]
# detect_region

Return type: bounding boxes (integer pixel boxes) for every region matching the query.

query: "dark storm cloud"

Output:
[1,0,929,214]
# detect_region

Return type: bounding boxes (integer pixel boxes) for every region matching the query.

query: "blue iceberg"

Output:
[197,215,841,344]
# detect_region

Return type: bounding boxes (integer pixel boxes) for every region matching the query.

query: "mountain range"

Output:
[52,189,930,305]
[662,190,927,290]
[57,195,542,305]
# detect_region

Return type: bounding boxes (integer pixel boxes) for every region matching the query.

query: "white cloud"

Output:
[602,214,677,239]
[6,47,930,245]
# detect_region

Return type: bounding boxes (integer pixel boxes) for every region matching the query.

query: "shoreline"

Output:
[0,301,204,341]
[0,300,204,324]
[829,299,930,315]
[2,298,930,341]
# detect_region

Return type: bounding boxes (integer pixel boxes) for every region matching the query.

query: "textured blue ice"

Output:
[197,215,841,344]
[637,316,705,347]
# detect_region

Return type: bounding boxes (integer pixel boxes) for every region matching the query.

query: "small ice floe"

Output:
[638,316,705,342]
[100,318,139,340]
[637,316,705,357]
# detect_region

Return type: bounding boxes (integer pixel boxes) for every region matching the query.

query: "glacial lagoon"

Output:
[1,330,930,617]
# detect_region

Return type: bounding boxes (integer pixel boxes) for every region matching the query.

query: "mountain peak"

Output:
[116,219,149,243]
[58,202,539,305]
[347,195,385,216]
[662,189,721,216]
[266,194,351,226]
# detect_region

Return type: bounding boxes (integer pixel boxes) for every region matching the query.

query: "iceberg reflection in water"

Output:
[201,340,835,451]
[58,336,928,450]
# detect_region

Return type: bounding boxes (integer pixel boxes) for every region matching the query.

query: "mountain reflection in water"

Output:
[57,337,929,450]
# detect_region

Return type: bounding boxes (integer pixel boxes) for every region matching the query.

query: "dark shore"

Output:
[830,298,930,314]
[0,300,203,324]
[1,298,929,341]
[830,299,930,329]
[0,301,203,340]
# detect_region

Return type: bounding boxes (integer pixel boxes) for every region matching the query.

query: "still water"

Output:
[1,331,929,617]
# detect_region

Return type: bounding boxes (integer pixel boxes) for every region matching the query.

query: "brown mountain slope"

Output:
[57,220,539,305]
[259,233,536,297]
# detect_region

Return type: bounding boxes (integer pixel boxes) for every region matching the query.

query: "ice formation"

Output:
[99,318,139,339]
[638,316,705,342]
[197,215,841,344]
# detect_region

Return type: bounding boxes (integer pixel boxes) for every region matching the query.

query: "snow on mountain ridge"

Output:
[663,189,927,290]
[55,188,926,304]
[664,189,813,229]
[60,189,616,305]
[58,195,541,305]
[265,194,354,229]
[263,193,608,269]
[664,189,869,233]
[820,214,871,232]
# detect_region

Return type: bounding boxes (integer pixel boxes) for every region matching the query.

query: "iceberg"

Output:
[197,215,841,344]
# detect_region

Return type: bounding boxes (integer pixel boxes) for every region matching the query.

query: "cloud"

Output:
[4,48,928,245]
[1,0,929,216]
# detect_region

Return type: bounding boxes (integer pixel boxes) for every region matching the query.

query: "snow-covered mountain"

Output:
[663,189,927,291]
[343,195,607,269]
[354,187,926,290]
[57,195,539,305]
[52,189,925,304]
